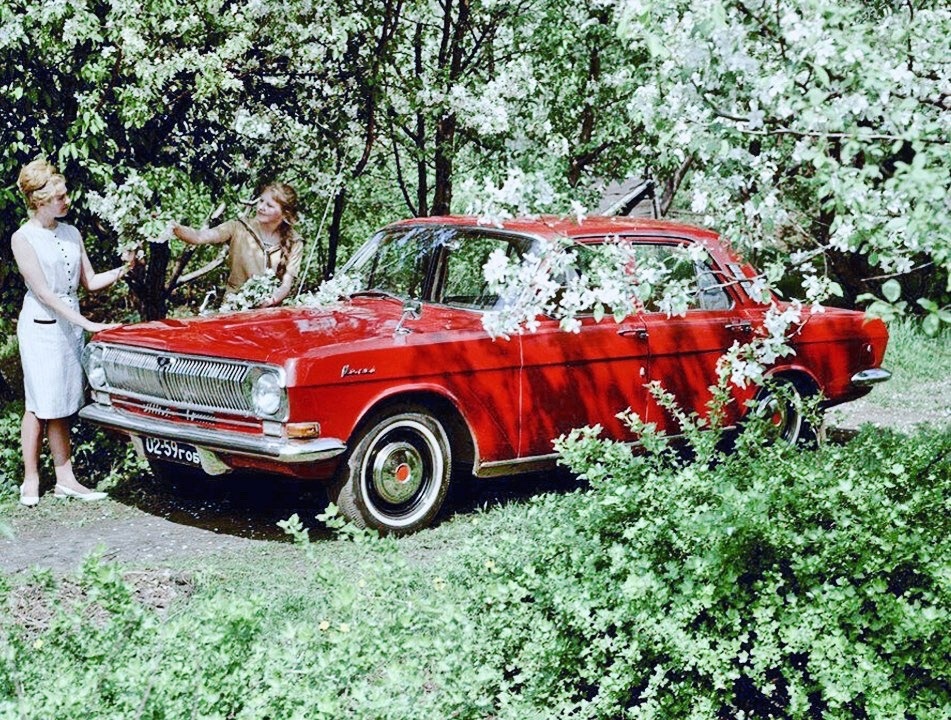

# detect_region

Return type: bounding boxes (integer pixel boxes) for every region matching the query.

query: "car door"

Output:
[634,241,751,434]
[515,237,653,458]
[516,312,652,458]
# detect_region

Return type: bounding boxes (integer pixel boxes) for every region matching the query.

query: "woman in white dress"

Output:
[12,159,133,506]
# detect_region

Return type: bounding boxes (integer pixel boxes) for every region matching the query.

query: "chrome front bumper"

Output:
[79,403,347,473]
[850,368,892,387]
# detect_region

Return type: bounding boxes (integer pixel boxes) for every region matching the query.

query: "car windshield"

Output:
[343,226,532,308]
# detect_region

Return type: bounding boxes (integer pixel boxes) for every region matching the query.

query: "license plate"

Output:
[142,436,202,468]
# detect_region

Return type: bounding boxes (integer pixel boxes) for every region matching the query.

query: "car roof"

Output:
[384,214,722,244]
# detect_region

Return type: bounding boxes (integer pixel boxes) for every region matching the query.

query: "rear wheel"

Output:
[748,377,819,447]
[329,405,452,535]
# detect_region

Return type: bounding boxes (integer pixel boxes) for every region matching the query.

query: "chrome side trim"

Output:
[79,404,347,464]
[851,368,892,386]
[474,453,560,478]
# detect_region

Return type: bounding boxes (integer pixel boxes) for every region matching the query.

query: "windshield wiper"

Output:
[349,289,406,303]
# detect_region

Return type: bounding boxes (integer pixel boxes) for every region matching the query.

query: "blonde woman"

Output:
[172,182,304,307]
[12,159,133,506]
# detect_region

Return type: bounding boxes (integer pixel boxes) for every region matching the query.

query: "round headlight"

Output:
[251,371,284,417]
[83,344,106,390]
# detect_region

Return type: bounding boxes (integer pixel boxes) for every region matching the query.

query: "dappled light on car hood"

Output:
[94,301,420,364]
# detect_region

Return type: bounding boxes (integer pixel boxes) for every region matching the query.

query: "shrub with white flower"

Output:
[218,271,280,313]
[85,171,166,257]
[85,166,216,260]
[616,0,950,333]
[294,273,363,309]
[478,204,805,390]
[458,169,561,227]
[482,233,695,338]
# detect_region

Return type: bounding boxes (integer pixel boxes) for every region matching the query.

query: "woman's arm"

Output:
[172,222,230,245]
[12,233,118,333]
[80,243,134,292]
[264,274,295,307]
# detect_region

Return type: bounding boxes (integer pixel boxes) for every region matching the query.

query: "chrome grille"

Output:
[101,346,254,415]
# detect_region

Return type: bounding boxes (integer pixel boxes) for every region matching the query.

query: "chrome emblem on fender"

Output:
[341,364,376,378]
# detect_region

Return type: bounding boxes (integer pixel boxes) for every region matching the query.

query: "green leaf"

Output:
[882,279,902,303]
[922,313,940,336]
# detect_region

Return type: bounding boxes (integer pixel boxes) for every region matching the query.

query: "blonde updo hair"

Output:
[17,159,66,213]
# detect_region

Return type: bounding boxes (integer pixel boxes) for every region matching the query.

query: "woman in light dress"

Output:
[12,159,133,506]
[172,182,304,307]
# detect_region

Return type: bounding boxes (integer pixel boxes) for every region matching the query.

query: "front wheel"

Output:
[329,406,452,535]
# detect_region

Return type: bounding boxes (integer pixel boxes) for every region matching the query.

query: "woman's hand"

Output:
[120,248,139,268]
[84,320,122,334]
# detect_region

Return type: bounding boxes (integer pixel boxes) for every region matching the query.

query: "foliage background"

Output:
[0,0,947,326]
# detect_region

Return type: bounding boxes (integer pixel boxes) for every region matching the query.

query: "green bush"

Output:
[2,427,948,718]
[467,425,951,718]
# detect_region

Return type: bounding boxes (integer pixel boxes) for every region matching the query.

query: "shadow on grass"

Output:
[107,464,587,543]
[109,471,335,543]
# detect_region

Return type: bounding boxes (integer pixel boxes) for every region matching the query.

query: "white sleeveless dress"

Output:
[16,222,86,419]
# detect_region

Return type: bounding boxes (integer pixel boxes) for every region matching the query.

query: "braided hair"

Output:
[259,182,299,280]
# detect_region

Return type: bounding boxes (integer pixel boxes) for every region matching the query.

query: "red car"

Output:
[80,216,890,533]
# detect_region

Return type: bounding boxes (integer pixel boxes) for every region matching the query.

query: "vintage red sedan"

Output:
[80,216,890,533]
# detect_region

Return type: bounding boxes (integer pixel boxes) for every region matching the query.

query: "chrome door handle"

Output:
[618,328,649,340]
[724,321,753,333]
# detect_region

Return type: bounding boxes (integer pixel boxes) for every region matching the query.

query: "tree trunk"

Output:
[430,0,469,216]
[414,22,429,217]
[568,42,601,188]
[431,114,456,216]
[142,242,170,321]
[326,189,347,280]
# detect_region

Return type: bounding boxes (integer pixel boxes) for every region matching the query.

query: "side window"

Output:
[634,244,732,312]
[557,240,732,315]
[440,235,524,309]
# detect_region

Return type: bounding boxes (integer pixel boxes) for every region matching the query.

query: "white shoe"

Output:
[19,486,39,507]
[53,484,107,502]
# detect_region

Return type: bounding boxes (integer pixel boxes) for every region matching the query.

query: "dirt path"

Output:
[2,385,948,577]
[1,475,331,575]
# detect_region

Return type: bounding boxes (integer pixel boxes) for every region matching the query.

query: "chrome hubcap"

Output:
[371,441,424,504]
[755,392,802,444]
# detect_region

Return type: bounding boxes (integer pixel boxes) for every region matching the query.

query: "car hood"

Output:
[93,299,479,365]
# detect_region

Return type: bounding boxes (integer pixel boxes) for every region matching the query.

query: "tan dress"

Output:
[204,219,304,295]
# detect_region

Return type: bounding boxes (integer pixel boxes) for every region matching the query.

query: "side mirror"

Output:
[395,299,422,335]
[402,299,422,319]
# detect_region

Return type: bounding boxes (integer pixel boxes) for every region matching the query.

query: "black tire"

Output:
[329,405,452,535]
[747,377,819,447]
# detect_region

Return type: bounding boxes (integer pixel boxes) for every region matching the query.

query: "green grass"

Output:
[2,426,948,718]
[883,319,951,385]
[846,320,951,417]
